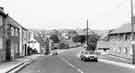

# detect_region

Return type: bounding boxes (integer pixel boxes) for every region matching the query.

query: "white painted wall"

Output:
[0,37,2,49]
[29,32,40,53]
[0,15,3,49]
[19,27,23,56]
[0,15,2,26]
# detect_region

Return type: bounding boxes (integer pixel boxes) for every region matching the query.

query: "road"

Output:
[19,47,135,73]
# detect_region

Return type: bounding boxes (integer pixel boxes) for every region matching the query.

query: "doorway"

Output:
[5,39,11,61]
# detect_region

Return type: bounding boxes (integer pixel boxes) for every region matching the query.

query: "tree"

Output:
[59,43,69,49]
[72,35,86,44]
[68,30,78,39]
[87,34,100,51]
[49,34,60,43]
[72,33,100,51]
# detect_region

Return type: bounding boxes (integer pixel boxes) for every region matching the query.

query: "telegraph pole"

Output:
[131,0,135,64]
[86,19,88,48]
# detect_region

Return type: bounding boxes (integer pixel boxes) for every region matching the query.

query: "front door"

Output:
[6,39,11,61]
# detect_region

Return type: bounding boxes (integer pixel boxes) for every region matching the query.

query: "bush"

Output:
[72,35,86,43]
[87,34,100,51]
[50,34,60,43]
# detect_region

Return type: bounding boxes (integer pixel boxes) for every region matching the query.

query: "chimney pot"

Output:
[0,7,4,11]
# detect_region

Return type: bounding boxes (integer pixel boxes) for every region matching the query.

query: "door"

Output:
[6,39,11,61]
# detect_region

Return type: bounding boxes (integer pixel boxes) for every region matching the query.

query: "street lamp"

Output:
[130,0,135,64]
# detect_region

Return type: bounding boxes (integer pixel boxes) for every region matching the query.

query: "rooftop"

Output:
[110,23,135,34]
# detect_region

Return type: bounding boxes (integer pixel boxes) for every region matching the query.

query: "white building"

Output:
[28,32,40,53]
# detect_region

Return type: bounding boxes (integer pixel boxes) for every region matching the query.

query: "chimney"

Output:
[0,7,4,12]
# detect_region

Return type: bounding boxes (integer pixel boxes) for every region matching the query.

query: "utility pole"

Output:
[86,19,88,49]
[131,0,135,64]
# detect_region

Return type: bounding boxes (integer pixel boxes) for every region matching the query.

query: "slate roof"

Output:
[0,8,6,16]
[110,23,135,34]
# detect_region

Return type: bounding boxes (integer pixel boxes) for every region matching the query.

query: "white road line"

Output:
[60,57,84,73]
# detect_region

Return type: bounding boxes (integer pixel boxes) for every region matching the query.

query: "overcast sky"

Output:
[0,0,133,30]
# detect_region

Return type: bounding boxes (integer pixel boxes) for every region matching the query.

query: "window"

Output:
[0,37,2,49]
[0,15,3,26]
[122,47,126,54]
[125,34,128,40]
[127,34,131,40]
[15,28,19,36]
[11,27,14,36]
[129,47,132,55]
[117,47,121,53]
[125,47,128,54]
[119,34,124,40]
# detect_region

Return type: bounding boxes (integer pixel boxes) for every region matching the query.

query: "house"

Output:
[28,32,40,53]
[0,7,30,62]
[21,27,31,56]
[61,32,69,40]
[0,7,6,62]
[97,23,134,59]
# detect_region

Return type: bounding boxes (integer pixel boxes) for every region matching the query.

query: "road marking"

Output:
[60,57,84,73]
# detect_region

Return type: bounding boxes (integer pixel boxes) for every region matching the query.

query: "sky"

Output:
[0,0,133,30]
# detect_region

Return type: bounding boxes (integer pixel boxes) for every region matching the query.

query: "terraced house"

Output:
[97,23,134,60]
[0,7,30,62]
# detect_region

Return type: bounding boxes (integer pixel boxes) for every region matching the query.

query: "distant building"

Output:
[77,28,95,36]
[61,32,69,40]
[28,32,40,53]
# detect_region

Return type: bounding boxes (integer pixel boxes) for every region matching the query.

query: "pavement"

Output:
[98,54,135,69]
[0,54,40,73]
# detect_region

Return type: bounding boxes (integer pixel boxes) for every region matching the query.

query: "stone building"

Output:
[21,27,31,56]
[97,23,134,59]
[0,7,7,62]
[0,7,30,62]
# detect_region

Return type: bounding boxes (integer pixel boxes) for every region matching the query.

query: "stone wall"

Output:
[0,49,6,62]
[97,40,133,59]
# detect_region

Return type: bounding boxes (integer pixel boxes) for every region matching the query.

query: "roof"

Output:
[110,23,135,34]
[6,16,28,30]
[6,16,22,27]
[0,9,6,16]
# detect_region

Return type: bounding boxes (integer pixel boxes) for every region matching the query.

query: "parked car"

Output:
[51,51,58,56]
[95,49,108,55]
[79,49,98,62]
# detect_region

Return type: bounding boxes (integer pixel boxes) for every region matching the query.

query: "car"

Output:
[51,51,58,56]
[79,50,98,62]
[95,49,108,55]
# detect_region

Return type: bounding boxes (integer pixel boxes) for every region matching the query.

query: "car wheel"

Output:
[95,59,98,62]
[81,57,84,61]
[84,58,87,62]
